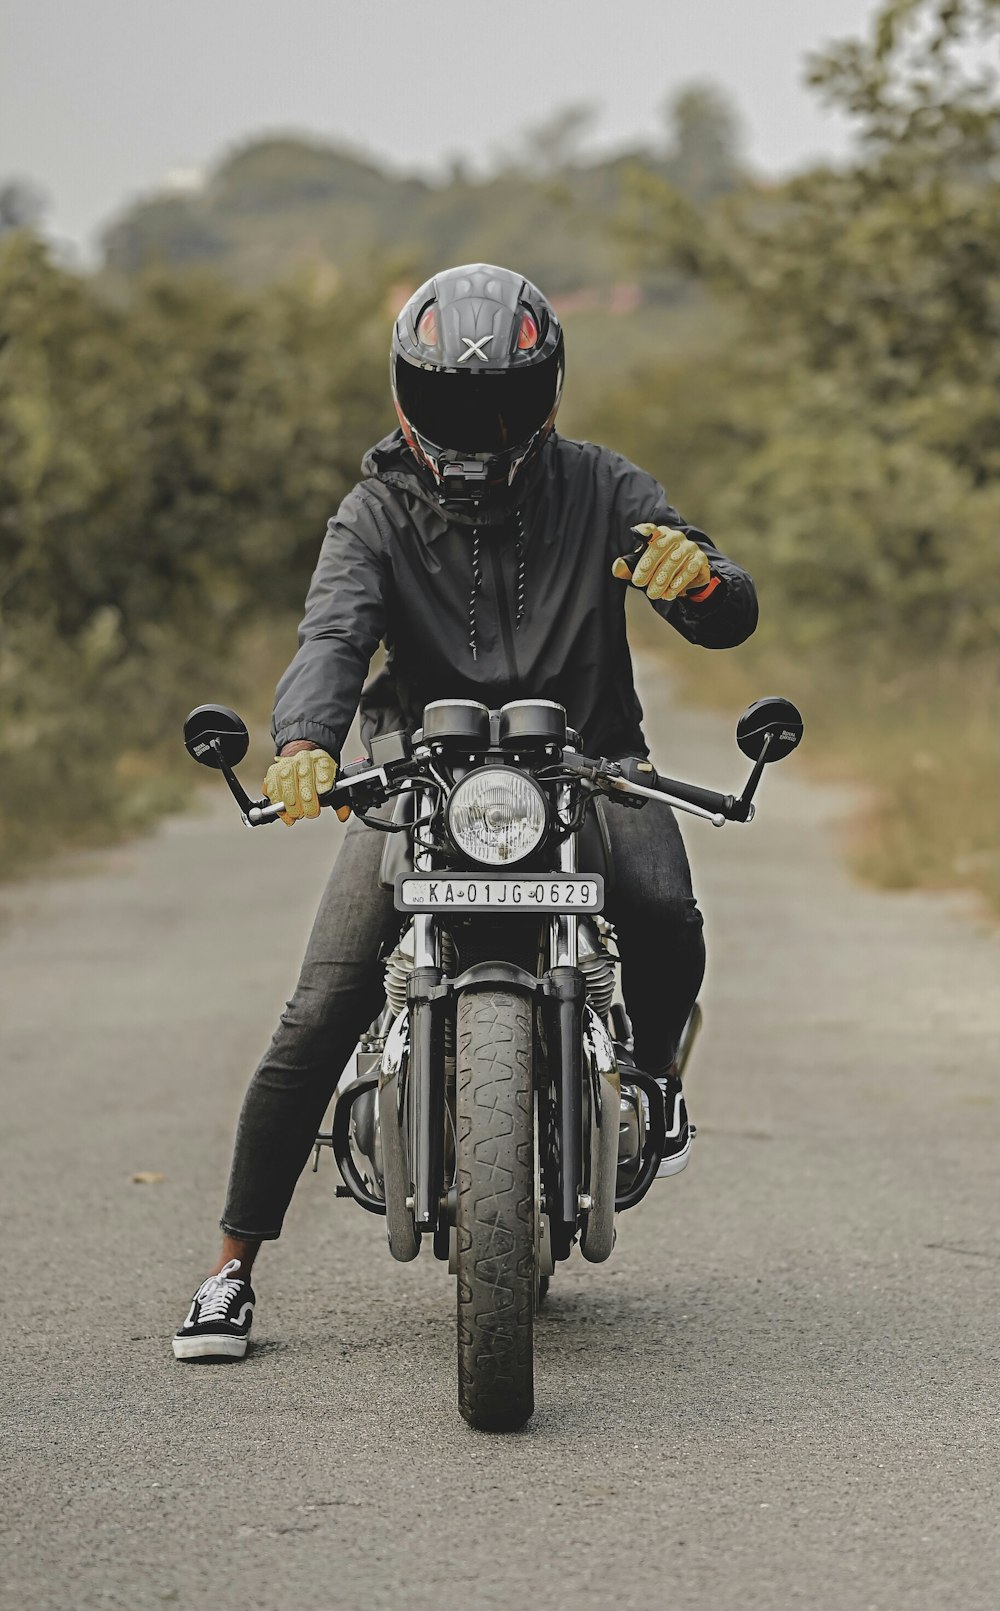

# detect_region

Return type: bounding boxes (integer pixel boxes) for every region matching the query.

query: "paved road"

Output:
[2,659,998,1611]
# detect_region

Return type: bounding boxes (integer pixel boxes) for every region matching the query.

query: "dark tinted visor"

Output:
[395,355,559,454]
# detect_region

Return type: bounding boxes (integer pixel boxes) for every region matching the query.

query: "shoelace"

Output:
[194,1259,245,1323]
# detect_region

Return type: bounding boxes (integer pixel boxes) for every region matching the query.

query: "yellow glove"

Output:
[262,747,337,826]
[612,523,713,602]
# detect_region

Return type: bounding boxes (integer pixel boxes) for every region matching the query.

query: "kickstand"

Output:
[312,1131,334,1172]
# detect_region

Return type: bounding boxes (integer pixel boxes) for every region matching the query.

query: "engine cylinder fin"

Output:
[580,953,616,1017]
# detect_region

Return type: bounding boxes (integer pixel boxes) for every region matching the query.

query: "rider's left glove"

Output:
[262,747,337,826]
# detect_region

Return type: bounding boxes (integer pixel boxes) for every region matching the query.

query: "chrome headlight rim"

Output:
[445,766,550,867]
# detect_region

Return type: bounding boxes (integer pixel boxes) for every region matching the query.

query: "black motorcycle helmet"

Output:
[391,263,564,507]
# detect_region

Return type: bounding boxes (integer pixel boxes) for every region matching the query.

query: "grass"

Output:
[631,600,998,917]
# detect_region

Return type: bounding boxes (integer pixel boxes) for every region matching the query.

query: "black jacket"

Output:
[272,430,758,762]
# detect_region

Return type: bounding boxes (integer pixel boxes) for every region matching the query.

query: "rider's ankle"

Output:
[211,1238,261,1281]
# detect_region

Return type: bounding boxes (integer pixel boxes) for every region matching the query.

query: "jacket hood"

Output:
[361,428,551,529]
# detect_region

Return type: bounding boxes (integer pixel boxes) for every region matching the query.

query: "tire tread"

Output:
[456,989,535,1431]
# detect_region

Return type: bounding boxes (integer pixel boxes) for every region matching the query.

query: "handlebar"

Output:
[189,695,800,832]
[605,774,728,826]
[242,752,751,829]
[244,757,391,824]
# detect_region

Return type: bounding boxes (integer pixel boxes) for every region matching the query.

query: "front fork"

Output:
[408,791,447,1232]
[381,784,607,1262]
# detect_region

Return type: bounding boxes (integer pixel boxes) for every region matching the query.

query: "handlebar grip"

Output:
[619,759,735,817]
[654,771,734,816]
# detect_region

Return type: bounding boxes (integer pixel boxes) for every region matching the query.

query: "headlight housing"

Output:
[446,768,548,866]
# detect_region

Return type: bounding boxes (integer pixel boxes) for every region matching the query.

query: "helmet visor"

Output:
[394,354,560,455]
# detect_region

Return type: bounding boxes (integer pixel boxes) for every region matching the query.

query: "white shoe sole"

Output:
[172,1332,249,1360]
[653,1085,694,1179]
[656,1132,693,1178]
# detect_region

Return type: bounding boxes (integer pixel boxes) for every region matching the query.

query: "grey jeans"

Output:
[222,803,705,1239]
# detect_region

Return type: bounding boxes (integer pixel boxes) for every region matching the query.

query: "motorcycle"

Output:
[183,692,803,1431]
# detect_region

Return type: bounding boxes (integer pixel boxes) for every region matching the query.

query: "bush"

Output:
[0,237,393,873]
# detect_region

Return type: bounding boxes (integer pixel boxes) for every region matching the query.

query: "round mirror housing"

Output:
[184,705,250,770]
[736,697,803,762]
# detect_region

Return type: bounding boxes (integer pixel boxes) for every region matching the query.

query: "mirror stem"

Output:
[732,730,773,821]
[209,737,256,817]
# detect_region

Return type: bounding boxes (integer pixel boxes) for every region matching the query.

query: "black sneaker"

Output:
[172,1259,255,1360]
[655,1069,694,1178]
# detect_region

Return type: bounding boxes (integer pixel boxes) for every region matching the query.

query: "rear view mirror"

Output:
[183,705,250,770]
[736,697,803,762]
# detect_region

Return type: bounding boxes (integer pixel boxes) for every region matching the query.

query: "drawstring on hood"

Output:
[468,529,483,661]
[361,431,538,664]
[514,509,526,630]
[468,510,526,661]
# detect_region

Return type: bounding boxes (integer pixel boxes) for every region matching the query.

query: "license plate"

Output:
[395,874,604,913]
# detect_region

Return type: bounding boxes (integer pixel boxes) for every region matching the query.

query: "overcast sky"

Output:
[3,0,882,259]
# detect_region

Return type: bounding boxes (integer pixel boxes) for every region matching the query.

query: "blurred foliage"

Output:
[98,88,743,294]
[594,0,999,905]
[607,0,999,658]
[0,180,47,238]
[0,237,393,871]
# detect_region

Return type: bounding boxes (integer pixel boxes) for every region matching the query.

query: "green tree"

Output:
[589,0,998,905]
[664,83,743,200]
[609,0,998,655]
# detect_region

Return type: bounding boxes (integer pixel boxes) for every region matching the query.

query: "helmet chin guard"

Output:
[391,263,564,508]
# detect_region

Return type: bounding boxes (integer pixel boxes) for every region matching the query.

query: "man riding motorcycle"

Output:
[173,263,758,1362]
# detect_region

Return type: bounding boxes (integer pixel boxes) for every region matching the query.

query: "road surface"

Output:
[2,657,997,1610]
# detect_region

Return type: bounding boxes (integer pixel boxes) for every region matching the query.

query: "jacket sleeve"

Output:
[271,485,388,757]
[608,453,758,649]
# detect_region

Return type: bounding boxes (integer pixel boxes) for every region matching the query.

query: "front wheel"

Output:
[456,989,535,1431]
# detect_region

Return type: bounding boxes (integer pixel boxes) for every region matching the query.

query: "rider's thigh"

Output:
[602,798,703,934]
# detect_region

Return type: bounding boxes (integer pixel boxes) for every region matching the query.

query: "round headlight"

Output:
[447,768,548,866]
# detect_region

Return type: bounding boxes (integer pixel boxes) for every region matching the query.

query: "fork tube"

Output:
[408,788,444,1229]
[412,788,438,969]
[409,782,438,960]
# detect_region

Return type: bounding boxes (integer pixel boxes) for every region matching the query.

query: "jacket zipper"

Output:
[486,533,519,689]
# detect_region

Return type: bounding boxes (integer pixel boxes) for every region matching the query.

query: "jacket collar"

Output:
[361,429,554,535]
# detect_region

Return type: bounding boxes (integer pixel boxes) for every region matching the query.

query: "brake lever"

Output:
[604,775,728,827]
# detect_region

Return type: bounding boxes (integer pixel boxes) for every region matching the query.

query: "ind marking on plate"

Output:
[397,875,604,913]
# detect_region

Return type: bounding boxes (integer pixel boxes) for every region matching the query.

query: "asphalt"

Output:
[2,655,998,1611]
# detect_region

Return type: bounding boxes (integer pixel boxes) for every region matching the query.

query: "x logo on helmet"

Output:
[457,334,494,363]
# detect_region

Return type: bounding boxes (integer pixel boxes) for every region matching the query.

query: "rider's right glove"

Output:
[262,746,337,826]
[612,523,716,602]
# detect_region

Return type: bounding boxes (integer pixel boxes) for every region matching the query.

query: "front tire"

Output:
[456,989,535,1432]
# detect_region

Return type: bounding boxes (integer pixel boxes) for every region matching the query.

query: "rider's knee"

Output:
[637,888,704,942]
[277,961,376,1042]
